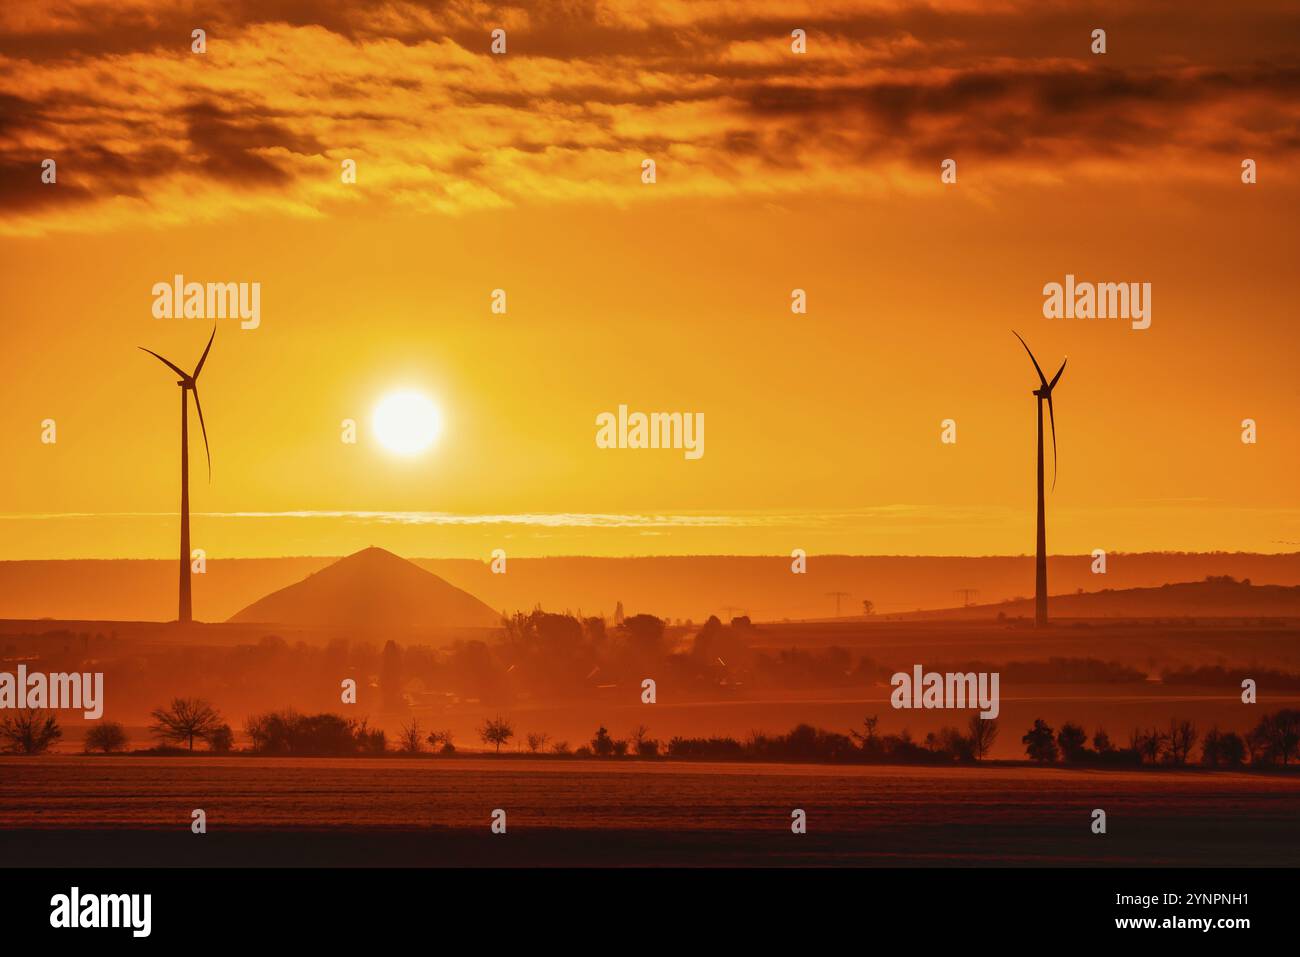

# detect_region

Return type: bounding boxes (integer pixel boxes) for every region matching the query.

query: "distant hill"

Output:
[906,577,1300,620]
[5,553,1300,623]
[228,547,500,629]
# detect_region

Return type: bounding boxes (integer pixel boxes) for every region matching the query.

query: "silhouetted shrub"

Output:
[1022,719,1058,763]
[591,725,615,756]
[1057,722,1088,762]
[84,721,129,753]
[244,710,385,754]
[208,724,234,753]
[1201,727,1247,768]
[0,709,62,754]
[752,723,858,762]
[940,727,976,763]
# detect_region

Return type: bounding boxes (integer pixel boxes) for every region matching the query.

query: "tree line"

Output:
[3,701,1296,768]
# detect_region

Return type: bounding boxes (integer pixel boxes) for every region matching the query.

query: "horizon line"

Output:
[3,549,1299,564]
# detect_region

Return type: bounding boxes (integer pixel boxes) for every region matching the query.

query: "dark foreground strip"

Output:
[0,864,1276,944]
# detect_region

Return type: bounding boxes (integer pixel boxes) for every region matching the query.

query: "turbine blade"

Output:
[1012,331,1048,386]
[193,326,216,380]
[1049,357,1067,390]
[1045,392,1055,488]
[138,347,189,381]
[191,386,212,480]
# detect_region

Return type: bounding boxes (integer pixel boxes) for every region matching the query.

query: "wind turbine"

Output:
[1013,331,1066,628]
[139,328,215,625]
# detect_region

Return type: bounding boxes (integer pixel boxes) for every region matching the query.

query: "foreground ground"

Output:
[2,756,1297,867]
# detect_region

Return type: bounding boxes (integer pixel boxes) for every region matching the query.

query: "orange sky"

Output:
[1,0,1298,559]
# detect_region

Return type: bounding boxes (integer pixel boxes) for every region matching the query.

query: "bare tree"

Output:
[526,731,550,753]
[850,714,880,748]
[1167,718,1197,766]
[1247,709,1300,765]
[479,716,514,753]
[0,709,63,754]
[398,719,424,753]
[1201,726,1221,766]
[940,726,975,761]
[149,697,223,751]
[968,714,999,760]
[1131,726,1167,765]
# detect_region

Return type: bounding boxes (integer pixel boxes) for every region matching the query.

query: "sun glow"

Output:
[372,390,442,456]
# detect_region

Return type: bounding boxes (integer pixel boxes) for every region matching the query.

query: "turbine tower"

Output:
[140,328,215,625]
[1013,331,1066,628]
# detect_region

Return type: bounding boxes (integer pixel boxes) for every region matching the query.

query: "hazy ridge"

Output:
[2,552,1300,623]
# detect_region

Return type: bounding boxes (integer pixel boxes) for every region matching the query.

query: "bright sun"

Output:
[372,390,442,456]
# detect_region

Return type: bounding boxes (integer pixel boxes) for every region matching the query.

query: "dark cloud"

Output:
[0,94,322,214]
[0,142,183,210]
[0,157,92,210]
[0,92,47,137]
[182,100,324,185]
[4,0,1300,64]
[2,0,1298,227]
[729,63,1300,170]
